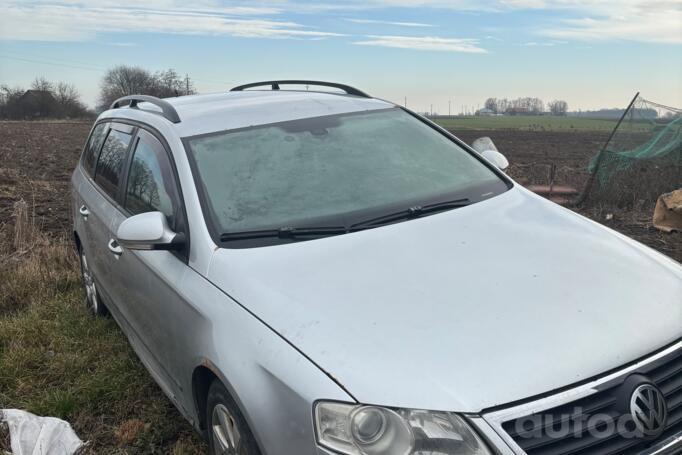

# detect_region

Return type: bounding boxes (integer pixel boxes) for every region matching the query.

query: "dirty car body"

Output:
[71,82,682,455]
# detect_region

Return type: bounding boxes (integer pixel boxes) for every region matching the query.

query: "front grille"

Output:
[500,348,682,455]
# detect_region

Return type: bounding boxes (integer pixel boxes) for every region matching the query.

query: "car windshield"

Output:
[186,108,509,244]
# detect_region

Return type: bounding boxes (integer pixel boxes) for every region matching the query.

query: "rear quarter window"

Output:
[82,123,108,176]
[95,129,132,199]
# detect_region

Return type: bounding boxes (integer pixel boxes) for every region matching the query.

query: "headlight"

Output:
[314,401,491,455]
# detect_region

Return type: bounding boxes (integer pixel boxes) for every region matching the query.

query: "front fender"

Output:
[184,277,354,455]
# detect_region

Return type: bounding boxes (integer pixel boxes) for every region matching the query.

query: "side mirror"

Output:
[471,137,509,171]
[117,211,184,250]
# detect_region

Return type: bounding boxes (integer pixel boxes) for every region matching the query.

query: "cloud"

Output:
[538,1,682,44]
[345,18,433,27]
[498,0,546,7]
[263,1,508,13]
[353,35,487,52]
[523,41,555,46]
[20,0,283,16]
[284,0,682,45]
[4,0,678,46]
[104,42,138,47]
[264,0,682,47]
[520,0,682,44]
[0,1,340,41]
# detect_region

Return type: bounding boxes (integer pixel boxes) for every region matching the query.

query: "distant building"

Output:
[18,89,58,118]
[476,107,495,116]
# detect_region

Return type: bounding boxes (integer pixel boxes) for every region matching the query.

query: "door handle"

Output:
[79,205,90,218]
[108,239,123,256]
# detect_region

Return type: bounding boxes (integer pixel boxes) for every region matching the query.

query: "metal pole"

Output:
[576,91,640,205]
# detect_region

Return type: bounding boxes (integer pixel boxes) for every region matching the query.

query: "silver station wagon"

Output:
[72,81,682,455]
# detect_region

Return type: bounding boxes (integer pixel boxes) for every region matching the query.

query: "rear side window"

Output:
[95,129,132,199]
[124,131,180,229]
[83,123,108,176]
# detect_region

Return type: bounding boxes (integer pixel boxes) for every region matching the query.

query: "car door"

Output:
[80,122,134,305]
[74,121,108,259]
[109,128,192,404]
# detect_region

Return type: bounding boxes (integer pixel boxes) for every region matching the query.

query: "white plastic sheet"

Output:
[1,410,84,455]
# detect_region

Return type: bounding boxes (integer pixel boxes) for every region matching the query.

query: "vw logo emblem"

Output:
[630,384,668,438]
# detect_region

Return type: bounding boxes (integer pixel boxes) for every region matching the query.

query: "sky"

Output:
[0,0,680,112]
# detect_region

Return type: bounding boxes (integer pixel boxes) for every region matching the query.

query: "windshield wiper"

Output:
[220,198,471,242]
[220,226,348,242]
[350,198,470,230]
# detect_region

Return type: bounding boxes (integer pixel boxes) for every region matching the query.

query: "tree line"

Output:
[483,97,568,115]
[0,65,197,120]
[0,78,89,119]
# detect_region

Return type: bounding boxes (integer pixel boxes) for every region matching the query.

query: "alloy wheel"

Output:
[212,403,242,455]
[80,249,99,314]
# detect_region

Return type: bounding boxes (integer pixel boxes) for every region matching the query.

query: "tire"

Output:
[206,380,261,455]
[78,244,108,317]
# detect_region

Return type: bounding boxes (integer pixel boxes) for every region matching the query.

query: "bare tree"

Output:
[31,76,53,92]
[0,85,25,118]
[55,82,78,105]
[498,98,509,114]
[98,65,197,111]
[548,100,568,116]
[28,77,57,117]
[55,82,88,117]
[98,65,155,110]
[484,97,498,113]
[153,68,189,97]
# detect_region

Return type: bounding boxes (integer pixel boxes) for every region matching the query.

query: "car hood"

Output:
[207,186,682,412]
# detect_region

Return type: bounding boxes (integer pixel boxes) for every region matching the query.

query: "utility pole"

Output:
[448,100,451,117]
[185,74,190,95]
[404,96,407,108]
[430,104,433,117]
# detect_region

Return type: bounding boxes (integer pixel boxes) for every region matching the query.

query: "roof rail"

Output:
[110,95,181,124]
[230,80,371,98]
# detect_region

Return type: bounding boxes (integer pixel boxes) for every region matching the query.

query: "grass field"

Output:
[0,207,206,454]
[434,115,621,132]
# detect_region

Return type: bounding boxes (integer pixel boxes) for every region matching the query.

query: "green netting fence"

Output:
[582,94,682,206]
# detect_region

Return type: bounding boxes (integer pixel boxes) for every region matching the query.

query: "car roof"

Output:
[100,90,395,138]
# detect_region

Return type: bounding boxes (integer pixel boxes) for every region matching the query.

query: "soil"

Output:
[0,121,90,242]
[0,121,679,262]
[452,129,680,262]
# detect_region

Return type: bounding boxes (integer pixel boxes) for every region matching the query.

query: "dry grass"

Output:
[0,421,9,454]
[0,201,206,454]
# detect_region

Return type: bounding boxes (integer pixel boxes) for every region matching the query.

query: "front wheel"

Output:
[78,245,107,317]
[206,380,261,455]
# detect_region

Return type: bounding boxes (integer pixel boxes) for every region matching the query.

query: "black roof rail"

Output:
[110,95,181,124]
[230,80,371,98]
